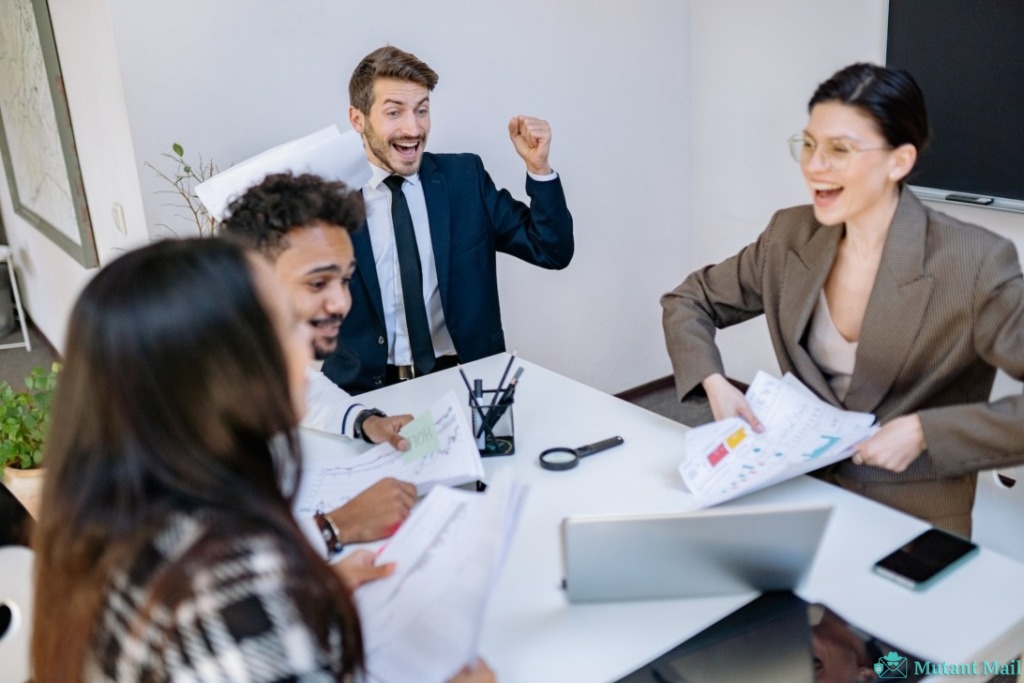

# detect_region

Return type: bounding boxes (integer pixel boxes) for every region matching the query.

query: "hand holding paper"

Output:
[294,390,485,551]
[355,469,527,683]
[329,478,416,544]
[850,413,926,472]
[363,413,414,451]
[680,372,877,507]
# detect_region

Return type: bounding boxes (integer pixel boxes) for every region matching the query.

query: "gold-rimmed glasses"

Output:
[788,134,890,169]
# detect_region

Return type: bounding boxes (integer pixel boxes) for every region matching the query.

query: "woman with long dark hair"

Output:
[31,238,492,681]
[663,63,1024,536]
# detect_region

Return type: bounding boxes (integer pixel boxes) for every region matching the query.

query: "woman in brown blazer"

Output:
[662,63,1024,537]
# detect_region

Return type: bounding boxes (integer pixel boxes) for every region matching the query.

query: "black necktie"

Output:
[383,175,435,374]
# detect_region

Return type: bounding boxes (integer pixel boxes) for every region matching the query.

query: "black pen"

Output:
[458,365,497,442]
[481,367,523,435]
[473,379,485,448]
[485,351,518,416]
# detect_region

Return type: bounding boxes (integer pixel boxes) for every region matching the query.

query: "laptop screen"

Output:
[615,593,927,683]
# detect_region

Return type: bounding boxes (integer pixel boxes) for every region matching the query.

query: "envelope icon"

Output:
[874,651,908,678]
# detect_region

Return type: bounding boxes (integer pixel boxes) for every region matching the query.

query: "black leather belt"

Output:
[386,354,459,384]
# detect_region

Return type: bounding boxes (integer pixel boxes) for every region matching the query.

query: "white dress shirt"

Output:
[362,162,558,366]
[363,163,456,365]
[301,367,366,437]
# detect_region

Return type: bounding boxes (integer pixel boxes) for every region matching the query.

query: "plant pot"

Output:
[2,466,44,518]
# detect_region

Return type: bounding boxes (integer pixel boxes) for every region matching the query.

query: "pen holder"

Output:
[468,389,515,456]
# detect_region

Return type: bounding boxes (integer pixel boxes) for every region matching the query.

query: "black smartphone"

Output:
[872,528,979,591]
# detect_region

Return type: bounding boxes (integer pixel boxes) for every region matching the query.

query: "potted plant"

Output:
[146,142,220,238]
[1,362,59,517]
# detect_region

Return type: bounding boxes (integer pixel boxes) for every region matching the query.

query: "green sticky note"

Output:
[400,410,439,463]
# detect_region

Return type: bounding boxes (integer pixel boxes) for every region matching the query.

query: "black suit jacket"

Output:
[323,152,573,393]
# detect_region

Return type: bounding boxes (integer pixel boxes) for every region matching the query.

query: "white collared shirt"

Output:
[363,161,558,365]
[363,163,456,365]
[302,367,365,438]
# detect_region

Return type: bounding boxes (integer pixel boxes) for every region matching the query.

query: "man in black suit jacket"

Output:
[322,45,574,393]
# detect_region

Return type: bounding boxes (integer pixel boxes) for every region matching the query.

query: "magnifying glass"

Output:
[539,436,625,471]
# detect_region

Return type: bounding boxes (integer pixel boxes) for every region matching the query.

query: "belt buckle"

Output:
[396,364,417,381]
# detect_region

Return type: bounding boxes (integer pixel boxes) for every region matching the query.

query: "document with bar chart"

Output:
[679,372,877,508]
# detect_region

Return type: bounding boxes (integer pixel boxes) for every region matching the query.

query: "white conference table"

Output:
[342,353,1024,682]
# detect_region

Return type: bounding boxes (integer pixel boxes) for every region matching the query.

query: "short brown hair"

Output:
[349,46,439,115]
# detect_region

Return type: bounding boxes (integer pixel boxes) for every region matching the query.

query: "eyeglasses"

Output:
[788,134,890,169]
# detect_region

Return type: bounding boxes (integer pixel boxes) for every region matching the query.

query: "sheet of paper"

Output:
[355,469,527,683]
[400,410,440,463]
[194,125,371,221]
[293,389,484,521]
[679,372,877,508]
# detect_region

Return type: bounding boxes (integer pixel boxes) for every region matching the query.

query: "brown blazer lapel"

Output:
[844,189,935,413]
[778,223,842,404]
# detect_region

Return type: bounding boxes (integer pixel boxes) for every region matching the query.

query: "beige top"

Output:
[807,289,857,402]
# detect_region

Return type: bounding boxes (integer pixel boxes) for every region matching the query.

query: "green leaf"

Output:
[172,142,184,157]
[0,363,58,469]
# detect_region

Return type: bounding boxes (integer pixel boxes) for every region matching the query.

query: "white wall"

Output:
[105,0,692,394]
[7,1,1020,395]
[690,1,887,384]
[0,0,150,353]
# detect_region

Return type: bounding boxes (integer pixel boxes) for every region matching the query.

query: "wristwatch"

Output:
[313,510,344,556]
[353,408,386,443]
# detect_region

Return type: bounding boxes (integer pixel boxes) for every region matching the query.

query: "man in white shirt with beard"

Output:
[221,171,417,550]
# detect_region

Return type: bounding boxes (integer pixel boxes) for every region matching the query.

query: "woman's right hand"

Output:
[701,373,764,432]
[332,549,395,592]
[448,658,496,683]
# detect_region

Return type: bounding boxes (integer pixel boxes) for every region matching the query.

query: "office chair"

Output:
[0,546,34,683]
[0,245,31,352]
[974,465,1024,563]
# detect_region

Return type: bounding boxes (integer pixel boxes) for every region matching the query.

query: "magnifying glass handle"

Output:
[575,436,624,458]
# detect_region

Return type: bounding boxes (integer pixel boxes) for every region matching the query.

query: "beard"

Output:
[310,314,344,360]
[312,338,336,361]
[364,119,426,176]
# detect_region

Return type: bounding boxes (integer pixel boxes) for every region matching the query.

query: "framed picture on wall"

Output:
[0,0,98,268]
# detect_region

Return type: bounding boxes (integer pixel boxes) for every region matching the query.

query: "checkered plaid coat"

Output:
[84,511,353,682]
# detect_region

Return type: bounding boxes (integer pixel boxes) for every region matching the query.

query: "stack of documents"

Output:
[293,391,485,549]
[679,372,877,508]
[356,470,527,682]
[194,124,371,222]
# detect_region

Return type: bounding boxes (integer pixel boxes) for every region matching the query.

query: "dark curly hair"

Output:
[219,172,366,259]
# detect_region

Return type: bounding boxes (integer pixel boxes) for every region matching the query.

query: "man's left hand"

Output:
[851,414,927,473]
[508,115,553,175]
[363,414,414,451]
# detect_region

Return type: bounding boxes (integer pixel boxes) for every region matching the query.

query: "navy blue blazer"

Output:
[322,152,574,393]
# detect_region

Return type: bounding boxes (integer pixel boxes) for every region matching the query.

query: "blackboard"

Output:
[886,0,1024,211]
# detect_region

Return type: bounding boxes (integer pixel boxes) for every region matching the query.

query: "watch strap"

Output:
[353,408,387,443]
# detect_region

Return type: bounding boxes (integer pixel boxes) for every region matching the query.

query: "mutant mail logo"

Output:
[880,649,1023,678]
[874,651,908,678]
